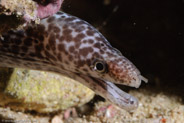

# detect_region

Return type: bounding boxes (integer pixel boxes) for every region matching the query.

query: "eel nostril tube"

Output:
[140,75,148,83]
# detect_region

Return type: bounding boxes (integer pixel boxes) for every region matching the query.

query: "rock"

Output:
[0,68,95,113]
[0,0,37,34]
[0,0,37,18]
[0,0,63,34]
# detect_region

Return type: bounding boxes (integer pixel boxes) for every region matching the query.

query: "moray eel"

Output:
[0,11,147,111]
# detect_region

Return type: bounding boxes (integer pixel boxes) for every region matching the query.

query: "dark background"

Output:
[62,0,184,97]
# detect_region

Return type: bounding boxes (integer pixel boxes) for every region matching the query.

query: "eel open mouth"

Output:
[77,74,146,111]
[103,80,139,111]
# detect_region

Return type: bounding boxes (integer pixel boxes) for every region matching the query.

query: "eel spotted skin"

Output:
[0,11,147,111]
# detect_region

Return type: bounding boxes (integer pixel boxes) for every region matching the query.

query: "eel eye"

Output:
[94,61,107,73]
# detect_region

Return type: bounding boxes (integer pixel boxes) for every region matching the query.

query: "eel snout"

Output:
[129,74,148,88]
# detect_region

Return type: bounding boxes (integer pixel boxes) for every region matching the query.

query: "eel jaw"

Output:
[102,80,139,111]
[102,75,148,110]
[76,74,139,111]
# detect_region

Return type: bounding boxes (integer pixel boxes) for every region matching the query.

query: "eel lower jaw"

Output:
[71,73,139,111]
[103,80,139,112]
[100,75,148,111]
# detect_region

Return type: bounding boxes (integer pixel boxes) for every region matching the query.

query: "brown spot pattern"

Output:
[74,33,85,42]
[94,43,101,49]
[88,39,94,44]
[65,17,76,22]
[58,44,65,52]
[63,28,72,35]
[45,51,57,61]
[86,30,94,36]
[65,35,73,42]
[21,46,28,52]
[69,46,75,53]
[57,53,62,62]
[48,33,56,51]
[24,38,33,46]
[47,16,55,23]
[0,12,137,89]
[79,47,93,57]
[53,26,60,33]
[48,23,55,31]
[37,24,45,34]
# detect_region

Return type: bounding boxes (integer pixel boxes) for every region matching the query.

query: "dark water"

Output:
[63,0,184,96]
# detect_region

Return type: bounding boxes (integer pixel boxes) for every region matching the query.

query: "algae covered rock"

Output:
[0,0,63,34]
[0,0,37,20]
[0,68,94,113]
[0,0,37,34]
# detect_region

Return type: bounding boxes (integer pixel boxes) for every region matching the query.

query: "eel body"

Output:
[0,11,147,111]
